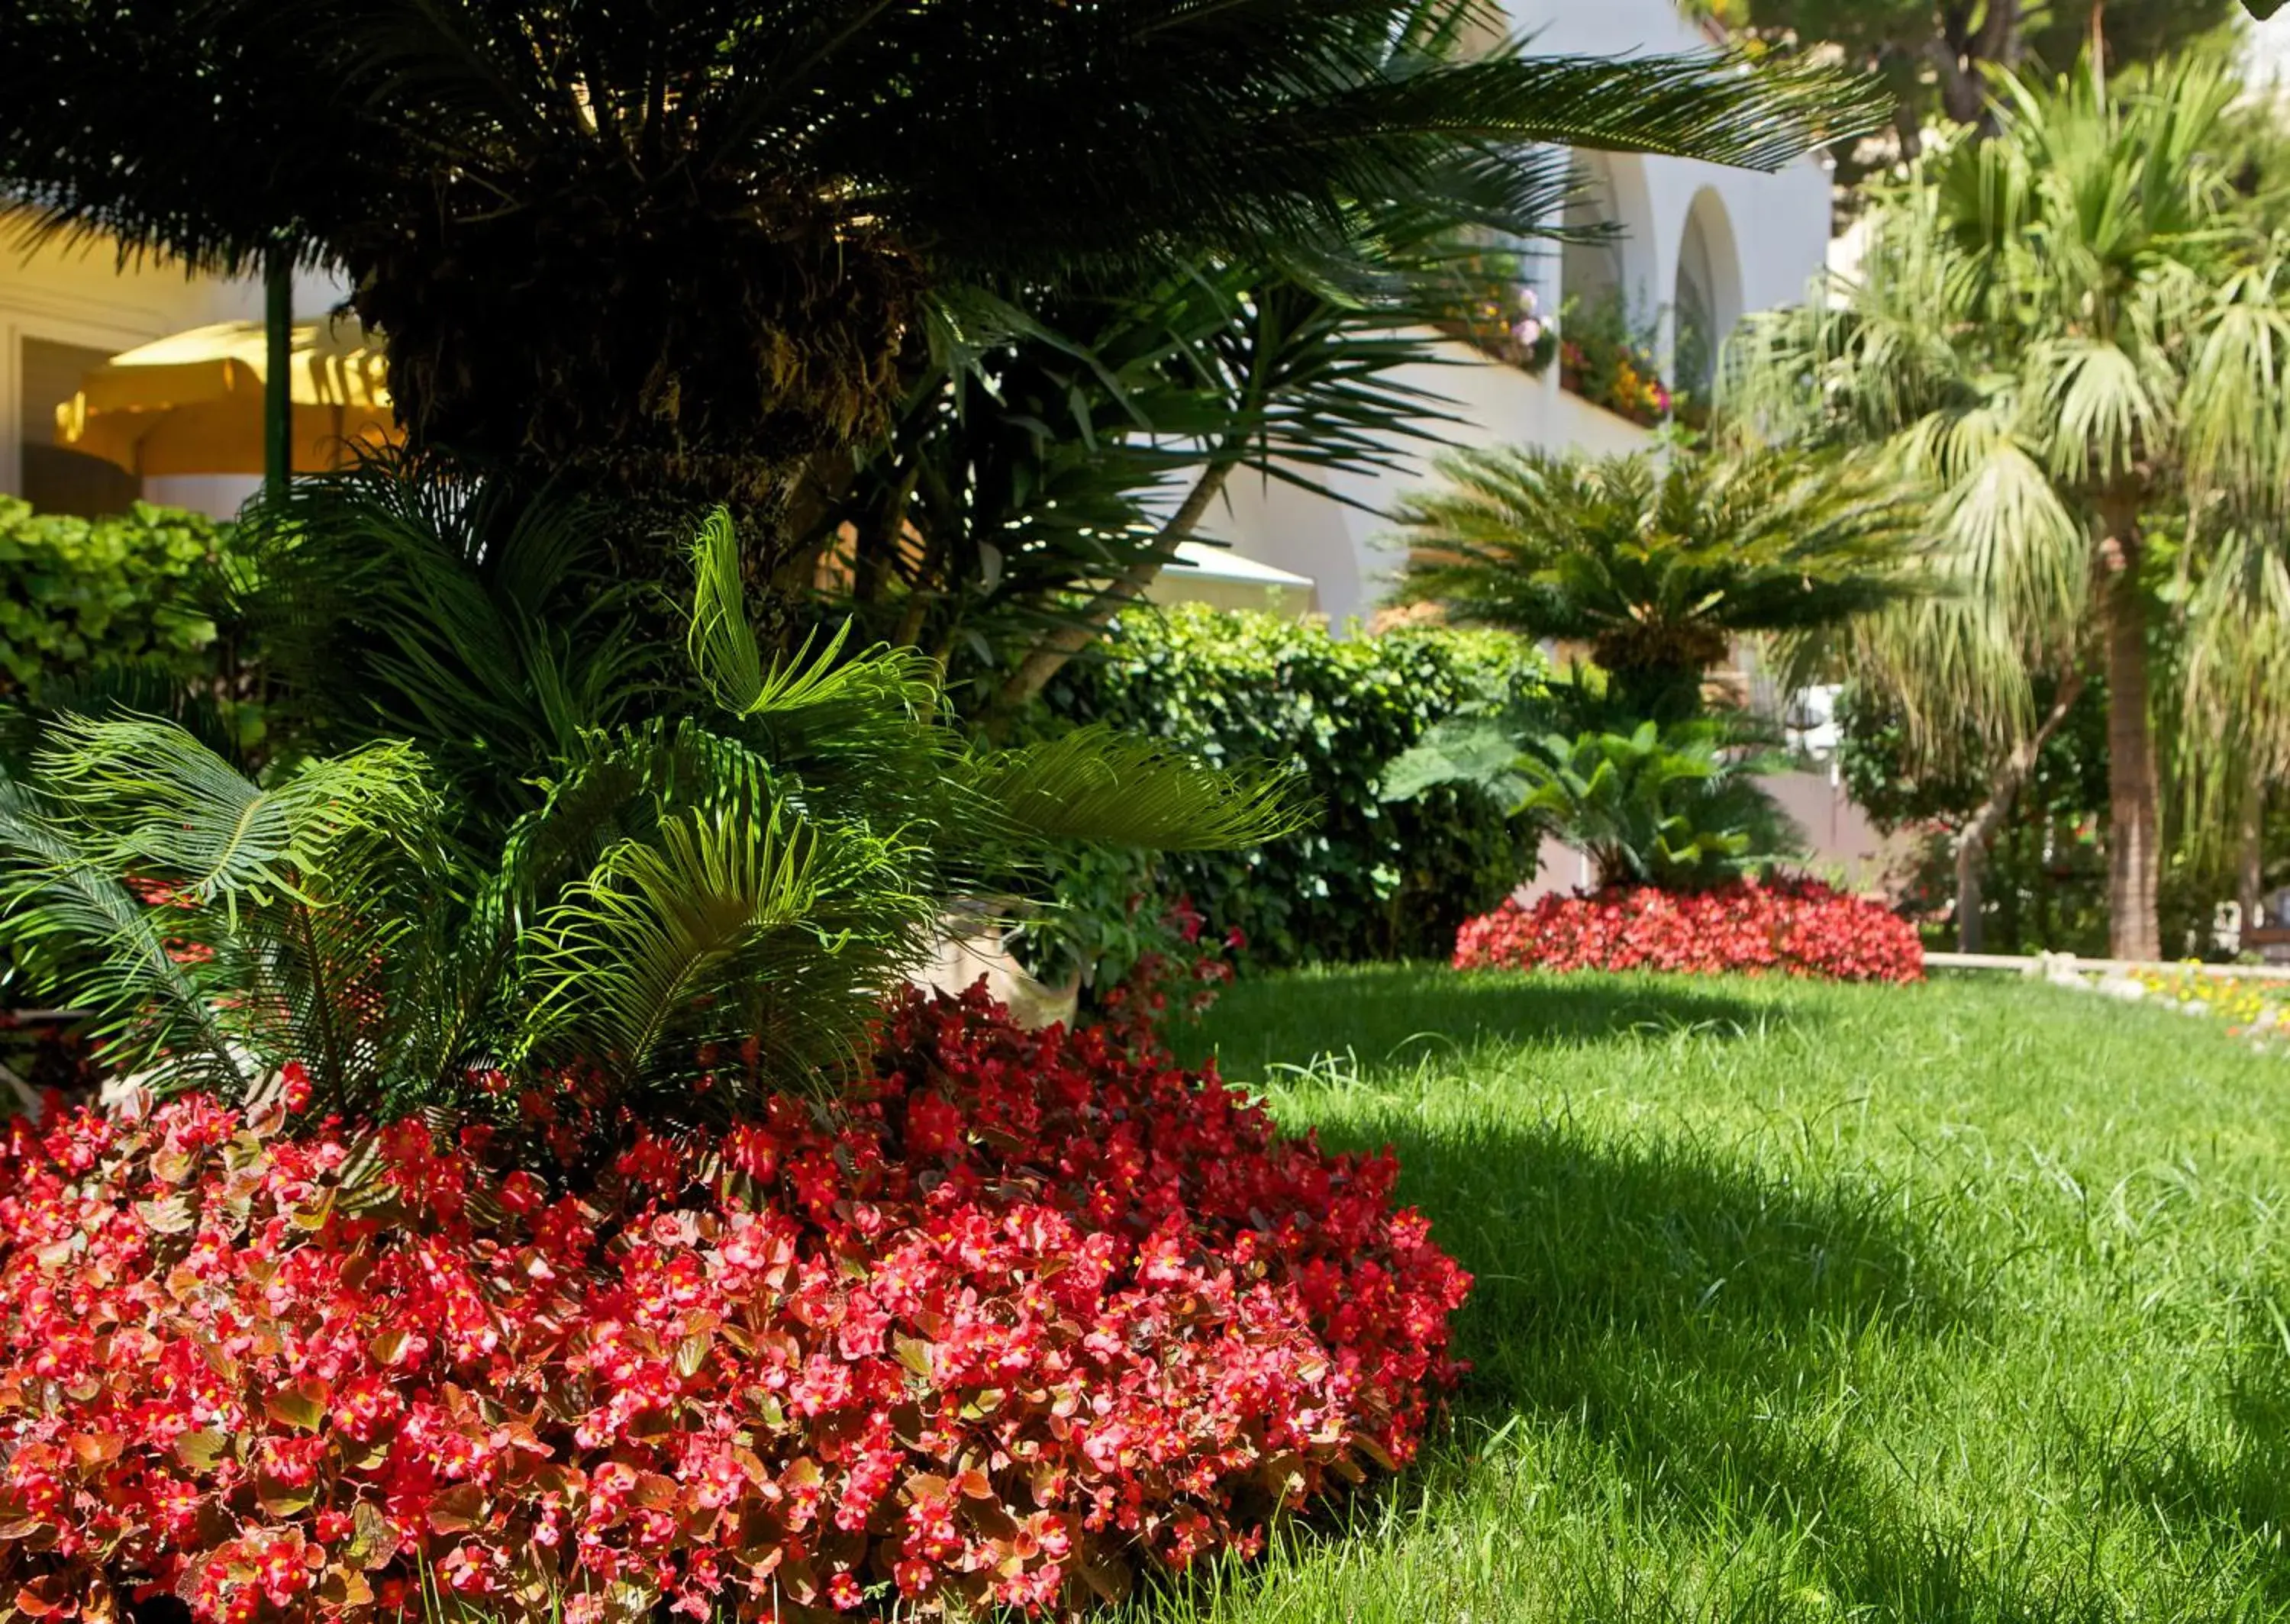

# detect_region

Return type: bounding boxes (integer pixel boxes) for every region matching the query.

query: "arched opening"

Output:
[1672,187,1746,412]
[1559,152,1630,322]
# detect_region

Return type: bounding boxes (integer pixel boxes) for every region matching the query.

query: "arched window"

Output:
[1560,152,1627,319]
[1673,188,1745,408]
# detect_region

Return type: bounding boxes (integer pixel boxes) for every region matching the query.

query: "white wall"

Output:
[1204,341,1656,627]
[0,219,347,520]
[1198,0,1834,630]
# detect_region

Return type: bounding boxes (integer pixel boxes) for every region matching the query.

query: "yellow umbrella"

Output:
[56,314,398,478]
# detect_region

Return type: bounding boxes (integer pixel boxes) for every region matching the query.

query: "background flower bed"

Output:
[1455,878,1924,984]
[0,988,1468,1622]
[1036,605,1545,971]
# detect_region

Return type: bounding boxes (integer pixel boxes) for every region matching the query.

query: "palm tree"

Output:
[2176,515,2290,934]
[1726,55,2290,960]
[0,0,1878,562]
[1390,446,1926,720]
[1803,593,2092,952]
[798,259,1479,717]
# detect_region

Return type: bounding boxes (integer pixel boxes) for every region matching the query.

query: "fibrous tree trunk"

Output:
[2239,778,2266,943]
[1954,669,2087,952]
[2098,495,2162,961]
[1930,0,2024,128]
[348,188,922,588]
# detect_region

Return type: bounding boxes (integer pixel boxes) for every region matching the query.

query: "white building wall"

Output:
[0,223,345,520]
[1202,0,1835,629]
[1207,352,1656,625]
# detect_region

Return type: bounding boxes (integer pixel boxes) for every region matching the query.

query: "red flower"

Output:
[0,988,1469,1622]
[1454,878,1923,984]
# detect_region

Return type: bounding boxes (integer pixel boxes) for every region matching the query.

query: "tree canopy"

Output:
[0,0,1879,543]
[1391,446,1926,720]
[1725,55,2290,959]
[1685,0,2241,179]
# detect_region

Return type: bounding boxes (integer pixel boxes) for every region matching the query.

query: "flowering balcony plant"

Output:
[1435,253,1559,376]
[1556,291,1673,428]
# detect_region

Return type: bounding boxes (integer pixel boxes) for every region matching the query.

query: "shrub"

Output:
[0,514,1293,1127]
[0,987,1469,1622]
[1455,877,1924,984]
[1037,604,1545,968]
[0,498,252,723]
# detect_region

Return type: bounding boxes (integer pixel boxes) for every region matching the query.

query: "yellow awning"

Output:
[56,315,398,478]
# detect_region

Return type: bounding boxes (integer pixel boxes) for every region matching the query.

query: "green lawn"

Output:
[1137,967,2290,1624]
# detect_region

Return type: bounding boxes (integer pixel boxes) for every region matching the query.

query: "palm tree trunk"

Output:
[1954,670,2086,952]
[1955,836,1989,953]
[2098,496,2162,961]
[1931,0,2022,130]
[991,457,1236,717]
[2239,779,2266,946]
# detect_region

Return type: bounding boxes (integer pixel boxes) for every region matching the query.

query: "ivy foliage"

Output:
[1036,605,1546,969]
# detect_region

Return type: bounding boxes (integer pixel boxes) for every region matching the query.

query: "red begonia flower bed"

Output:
[1454,878,1924,984]
[0,988,1467,1623]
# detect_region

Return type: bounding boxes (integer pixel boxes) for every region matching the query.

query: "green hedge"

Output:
[0,498,264,763]
[1038,604,1546,968]
[0,498,240,699]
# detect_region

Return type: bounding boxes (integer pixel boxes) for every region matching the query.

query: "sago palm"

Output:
[0,512,1295,1148]
[1383,710,1796,888]
[1726,54,2290,959]
[0,0,1878,551]
[1391,446,1926,720]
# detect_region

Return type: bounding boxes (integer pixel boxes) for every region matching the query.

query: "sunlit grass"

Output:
[1124,966,2290,1624]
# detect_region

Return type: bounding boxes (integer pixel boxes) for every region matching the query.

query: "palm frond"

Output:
[0,768,248,1090]
[240,461,664,829]
[524,807,847,1086]
[967,727,1306,853]
[2032,337,2169,488]
[2179,260,2290,513]
[689,508,943,727]
[32,717,437,914]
